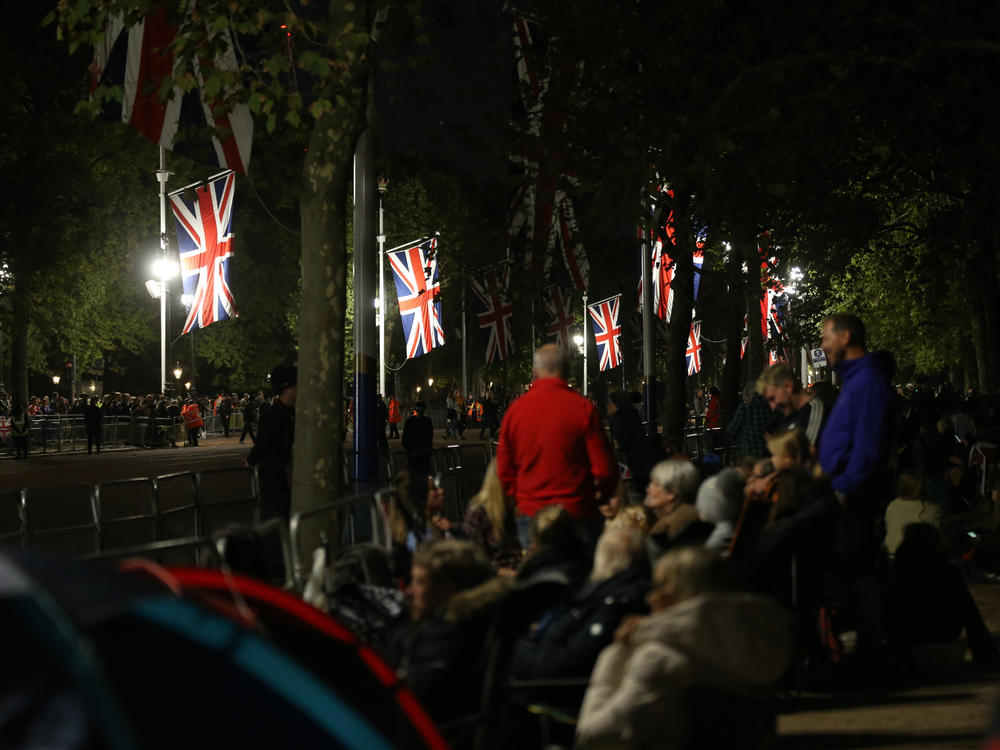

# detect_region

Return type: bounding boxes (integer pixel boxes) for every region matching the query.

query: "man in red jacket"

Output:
[497,344,618,547]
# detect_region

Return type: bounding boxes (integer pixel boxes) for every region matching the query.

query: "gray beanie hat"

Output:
[696,468,746,524]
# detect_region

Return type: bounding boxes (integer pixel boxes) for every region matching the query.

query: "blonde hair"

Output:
[591,528,644,582]
[653,546,734,602]
[766,427,810,467]
[467,460,510,540]
[607,504,651,536]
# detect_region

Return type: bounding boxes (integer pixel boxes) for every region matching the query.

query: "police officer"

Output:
[247,365,296,521]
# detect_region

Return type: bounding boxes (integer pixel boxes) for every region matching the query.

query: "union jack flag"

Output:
[510,16,590,292]
[588,295,622,372]
[91,9,252,173]
[469,263,513,364]
[169,172,238,334]
[761,283,785,340]
[686,321,702,376]
[543,285,575,355]
[388,237,445,360]
[651,239,675,322]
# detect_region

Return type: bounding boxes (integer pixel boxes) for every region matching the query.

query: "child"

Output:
[884,470,942,556]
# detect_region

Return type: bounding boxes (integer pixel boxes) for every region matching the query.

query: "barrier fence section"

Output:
[5,409,254,455]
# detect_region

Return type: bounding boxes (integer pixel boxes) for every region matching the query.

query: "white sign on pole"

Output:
[811,348,827,367]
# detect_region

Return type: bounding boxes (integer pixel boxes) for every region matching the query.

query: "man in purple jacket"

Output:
[819,313,895,657]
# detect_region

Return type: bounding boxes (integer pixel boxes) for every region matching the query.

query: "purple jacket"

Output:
[819,350,896,498]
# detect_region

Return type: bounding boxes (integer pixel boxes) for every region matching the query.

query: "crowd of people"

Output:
[296,314,1000,749]
[0,389,272,457]
[6,312,999,747]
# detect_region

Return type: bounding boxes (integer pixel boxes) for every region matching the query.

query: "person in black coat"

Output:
[83,396,103,455]
[375,394,389,452]
[386,540,512,729]
[217,393,233,437]
[402,400,434,474]
[511,528,650,712]
[608,391,651,491]
[246,365,296,521]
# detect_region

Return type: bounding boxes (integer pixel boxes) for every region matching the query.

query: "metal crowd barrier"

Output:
[4,414,220,454]
[288,494,389,589]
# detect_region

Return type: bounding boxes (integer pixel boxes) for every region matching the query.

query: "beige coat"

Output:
[576,593,791,750]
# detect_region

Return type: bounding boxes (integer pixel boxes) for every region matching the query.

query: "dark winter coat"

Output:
[386,577,514,726]
[512,563,650,709]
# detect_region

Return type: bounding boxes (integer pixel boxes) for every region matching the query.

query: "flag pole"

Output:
[377,179,387,397]
[582,292,589,397]
[640,197,656,428]
[157,146,169,395]
[461,267,468,398]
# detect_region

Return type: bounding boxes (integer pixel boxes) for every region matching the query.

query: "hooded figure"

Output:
[696,468,746,554]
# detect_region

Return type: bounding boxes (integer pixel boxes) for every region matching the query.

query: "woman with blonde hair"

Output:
[460,460,523,575]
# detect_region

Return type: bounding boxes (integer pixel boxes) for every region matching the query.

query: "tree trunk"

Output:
[662,189,694,448]
[982,290,999,393]
[970,302,989,394]
[744,242,764,381]
[10,281,29,407]
[720,256,744,426]
[291,6,370,514]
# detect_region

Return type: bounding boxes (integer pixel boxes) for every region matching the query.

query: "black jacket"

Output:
[83,404,103,430]
[387,578,513,727]
[512,563,650,688]
[247,401,294,467]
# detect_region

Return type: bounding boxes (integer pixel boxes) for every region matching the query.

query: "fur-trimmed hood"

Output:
[443,576,516,623]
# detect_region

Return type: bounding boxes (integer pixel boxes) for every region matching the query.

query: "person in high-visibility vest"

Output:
[388,396,402,439]
[181,399,204,446]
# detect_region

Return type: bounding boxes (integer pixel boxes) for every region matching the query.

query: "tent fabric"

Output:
[0,551,446,750]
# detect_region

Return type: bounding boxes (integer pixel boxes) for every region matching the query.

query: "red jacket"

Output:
[497,377,618,519]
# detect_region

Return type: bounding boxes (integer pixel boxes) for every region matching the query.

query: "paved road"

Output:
[0,429,491,492]
[0,437,248,492]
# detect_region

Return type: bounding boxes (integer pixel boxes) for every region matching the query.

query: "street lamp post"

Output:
[573,334,586,393]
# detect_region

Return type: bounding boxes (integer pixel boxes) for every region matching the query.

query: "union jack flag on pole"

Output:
[543,285,575,355]
[91,9,252,173]
[588,294,623,372]
[388,237,445,360]
[169,171,238,334]
[686,321,702,376]
[469,263,514,364]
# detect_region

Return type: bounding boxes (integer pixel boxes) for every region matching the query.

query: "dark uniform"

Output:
[240,396,258,444]
[218,394,233,438]
[402,403,434,474]
[84,398,103,454]
[375,395,389,452]
[247,398,295,521]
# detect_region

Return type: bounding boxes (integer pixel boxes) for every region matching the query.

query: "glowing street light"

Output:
[173,363,183,381]
[52,375,60,385]
[152,258,179,279]
[427,378,434,387]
